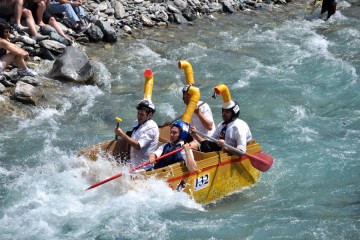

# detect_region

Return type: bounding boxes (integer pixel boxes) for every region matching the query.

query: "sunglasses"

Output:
[4,30,10,33]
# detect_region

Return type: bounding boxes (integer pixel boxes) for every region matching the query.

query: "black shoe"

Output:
[74,22,90,34]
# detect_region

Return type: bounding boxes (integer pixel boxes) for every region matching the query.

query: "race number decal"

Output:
[194,173,210,191]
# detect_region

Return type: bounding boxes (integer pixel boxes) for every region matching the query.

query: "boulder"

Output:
[94,20,117,43]
[49,46,94,83]
[39,39,67,54]
[87,24,104,42]
[13,81,44,105]
[112,1,126,19]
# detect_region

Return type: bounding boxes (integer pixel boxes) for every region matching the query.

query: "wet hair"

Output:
[0,23,11,39]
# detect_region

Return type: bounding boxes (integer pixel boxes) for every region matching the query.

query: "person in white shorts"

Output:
[0,23,37,77]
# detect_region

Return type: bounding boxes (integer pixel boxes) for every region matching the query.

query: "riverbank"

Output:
[1,0,297,116]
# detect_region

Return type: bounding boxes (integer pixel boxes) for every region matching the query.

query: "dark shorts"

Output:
[25,0,53,24]
[200,140,222,153]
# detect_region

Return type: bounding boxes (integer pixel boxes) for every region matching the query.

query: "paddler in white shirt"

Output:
[115,99,159,170]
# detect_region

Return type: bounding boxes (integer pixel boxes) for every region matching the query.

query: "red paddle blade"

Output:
[85,173,123,190]
[246,152,274,172]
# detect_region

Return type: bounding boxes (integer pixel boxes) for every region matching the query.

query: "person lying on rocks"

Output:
[0,23,37,77]
[0,0,49,42]
[25,0,73,44]
[47,0,90,33]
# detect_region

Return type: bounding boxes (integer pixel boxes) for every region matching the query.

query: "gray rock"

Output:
[183,8,197,21]
[1,75,15,87]
[209,3,223,12]
[13,81,44,105]
[113,1,126,19]
[221,0,237,13]
[173,13,188,24]
[156,10,169,22]
[50,46,94,83]
[105,8,115,15]
[18,76,41,86]
[97,2,108,11]
[39,40,67,53]
[94,20,118,42]
[174,0,188,11]
[167,4,182,14]
[40,24,57,35]
[13,35,36,46]
[123,25,132,34]
[87,24,104,42]
[141,15,154,27]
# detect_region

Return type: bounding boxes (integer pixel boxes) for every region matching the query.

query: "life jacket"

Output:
[154,142,183,169]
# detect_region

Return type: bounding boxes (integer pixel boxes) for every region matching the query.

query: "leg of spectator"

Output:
[36,0,47,26]
[48,16,72,43]
[72,5,85,18]
[47,3,80,26]
[13,54,28,70]
[22,8,49,41]
[12,0,29,31]
[22,8,38,36]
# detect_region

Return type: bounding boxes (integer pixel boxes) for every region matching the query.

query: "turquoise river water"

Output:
[1,1,359,239]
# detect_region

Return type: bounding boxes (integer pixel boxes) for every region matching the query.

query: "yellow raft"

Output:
[79,126,262,204]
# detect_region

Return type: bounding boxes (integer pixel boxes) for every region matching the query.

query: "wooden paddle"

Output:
[193,130,273,172]
[85,147,184,190]
[115,117,122,140]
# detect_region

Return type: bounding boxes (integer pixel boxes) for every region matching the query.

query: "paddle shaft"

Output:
[115,122,119,140]
[86,147,184,190]
[194,130,245,155]
[193,130,273,172]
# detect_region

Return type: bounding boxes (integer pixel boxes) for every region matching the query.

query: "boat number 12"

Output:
[194,173,210,191]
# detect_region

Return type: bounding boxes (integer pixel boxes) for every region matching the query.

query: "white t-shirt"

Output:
[212,118,252,152]
[153,140,194,168]
[190,101,216,137]
[130,119,159,170]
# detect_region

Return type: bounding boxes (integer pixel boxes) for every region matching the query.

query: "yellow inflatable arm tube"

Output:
[143,69,154,100]
[214,84,234,108]
[178,60,195,85]
[181,86,200,124]
[214,84,232,103]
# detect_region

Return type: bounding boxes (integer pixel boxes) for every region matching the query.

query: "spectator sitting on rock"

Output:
[25,0,73,44]
[0,0,49,42]
[0,0,29,32]
[0,23,37,77]
[47,0,89,33]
